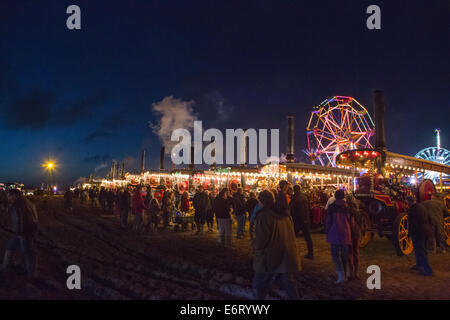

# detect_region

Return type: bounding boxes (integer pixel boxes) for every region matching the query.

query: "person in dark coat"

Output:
[117,187,131,228]
[64,188,74,211]
[99,187,107,211]
[246,192,259,220]
[193,186,210,235]
[162,190,175,229]
[252,190,301,300]
[106,189,116,214]
[144,186,152,207]
[290,185,314,259]
[89,188,97,208]
[233,188,247,238]
[147,197,161,234]
[274,180,291,217]
[206,191,215,232]
[214,188,233,246]
[407,196,433,276]
[345,194,362,279]
[422,194,448,253]
[74,188,81,199]
[1,189,38,278]
[325,189,351,284]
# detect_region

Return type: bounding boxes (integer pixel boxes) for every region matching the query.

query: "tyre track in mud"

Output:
[33,206,254,299]
[9,198,449,299]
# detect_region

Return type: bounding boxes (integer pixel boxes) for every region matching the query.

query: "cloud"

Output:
[81,108,128,144]
[0,62,107,130]
[84,154,110,163]
[82,130,112,143]
[150,96,197,153]
[0,90,107,130]
[101,110,128,130]
[3,89,57,130]
[55,93,107,126]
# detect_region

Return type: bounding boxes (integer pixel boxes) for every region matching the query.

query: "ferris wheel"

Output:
[415,129,450,182]
[306,96,375,166]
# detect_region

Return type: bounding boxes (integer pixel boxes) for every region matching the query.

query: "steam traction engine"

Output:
[336,148,450,255]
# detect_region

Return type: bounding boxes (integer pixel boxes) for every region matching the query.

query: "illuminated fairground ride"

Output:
[306,96,375,167]
[415,129,450,183]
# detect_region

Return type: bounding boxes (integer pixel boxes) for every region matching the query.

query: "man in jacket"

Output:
[214,188,234,247]
[233,188,247,239]
[206,191,215,232]
[274,180,291,217]
[64,188,74,211]
[246,192,259,220]
[117,187,131,228]
[1,189,38,278]
[252,190,301,300]
[106,189,116,214]
[422,194,448,253]
[193,186,210,235]
[99,187,107,211]
[407,196,433,276]
[290,185,314,259]
[89,188,97,208]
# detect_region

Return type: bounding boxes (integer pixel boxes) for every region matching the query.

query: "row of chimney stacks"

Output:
[110,161,125,180]
[132,90,386,177]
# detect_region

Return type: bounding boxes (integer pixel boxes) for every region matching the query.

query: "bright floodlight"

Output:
[43,161,56,170]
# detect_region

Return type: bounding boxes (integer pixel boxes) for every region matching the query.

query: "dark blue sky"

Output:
[0,0,449,186]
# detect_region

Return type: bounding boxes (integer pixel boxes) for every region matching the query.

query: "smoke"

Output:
[73,177,87,185]
[94,163,108,172]
[202,91,234,123]
[265,153,286,164]
[150,96,197,153]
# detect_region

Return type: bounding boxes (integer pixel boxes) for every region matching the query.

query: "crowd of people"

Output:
[62,180,450,290]
[61,181,369,295]
[0,179,448,299]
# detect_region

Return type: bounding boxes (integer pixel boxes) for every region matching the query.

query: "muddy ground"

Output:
[0,196,449,300]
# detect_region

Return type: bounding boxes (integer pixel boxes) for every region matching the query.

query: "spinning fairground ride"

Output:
[306,96,375,166]
[415,129,450,184]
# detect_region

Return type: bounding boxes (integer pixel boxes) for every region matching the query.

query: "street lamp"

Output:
[43,161,56,192]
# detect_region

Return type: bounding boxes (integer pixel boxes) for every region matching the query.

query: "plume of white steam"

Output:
[94,163,108,172]
[73,177,87,186]
[265,153,287,164]
[151,96,197,154]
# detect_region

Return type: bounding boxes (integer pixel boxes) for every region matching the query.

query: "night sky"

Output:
[0,0,449,187]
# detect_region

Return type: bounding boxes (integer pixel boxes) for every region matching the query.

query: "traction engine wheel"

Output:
[358,212,373,248]
[392,212,414,256]
[444,216,450,247]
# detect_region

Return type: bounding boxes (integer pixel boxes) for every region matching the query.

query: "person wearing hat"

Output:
[325,189,351,284]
